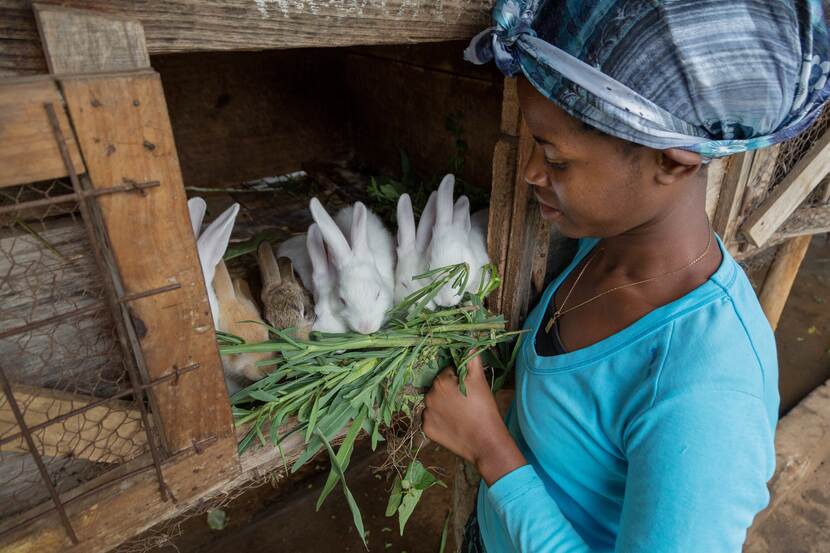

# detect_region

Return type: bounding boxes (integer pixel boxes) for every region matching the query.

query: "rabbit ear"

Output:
[396,194,415,250]
[453,195,471,233]
[436,174,455,226]
[212,259,236,304]
[307,224,329,275]
[350,202,370,255]
[415,191,437,253]
[309,198,351,266]
[197,203,239,281]
[257,241,282,289]
[187,197,207,238]
[277,257,297,284]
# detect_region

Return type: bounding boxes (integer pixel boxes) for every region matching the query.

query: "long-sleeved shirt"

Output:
[477,236,779,552]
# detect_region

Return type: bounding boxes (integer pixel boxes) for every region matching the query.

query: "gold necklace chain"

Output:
[544,225,714,334]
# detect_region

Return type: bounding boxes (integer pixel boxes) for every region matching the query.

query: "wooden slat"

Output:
[1,0,491,77]
[758,235,813,331]
[33,4,150,74]
[0,76,84,187]
[712,151,753,245]
[60,71,234,452]
[743,129,830,247]
[500,118,540,330]
[704,157,726,221]
[0,384,145,463]
[0,436,239,553]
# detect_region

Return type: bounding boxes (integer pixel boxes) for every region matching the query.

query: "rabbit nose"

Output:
[358,321,378,334]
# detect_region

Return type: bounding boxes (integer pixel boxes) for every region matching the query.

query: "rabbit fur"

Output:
[306,224,348,332]
[427,174,490,307]
[257,241,314,339]
[187,198,273,392]
[310,198,395,334]
[394,191,437,304]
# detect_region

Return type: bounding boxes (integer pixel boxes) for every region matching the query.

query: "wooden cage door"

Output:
[0,6,240,553]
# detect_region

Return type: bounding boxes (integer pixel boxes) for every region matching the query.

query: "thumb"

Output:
[465,352,484,376]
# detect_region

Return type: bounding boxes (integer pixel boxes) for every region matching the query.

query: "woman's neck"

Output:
[596,178,715,281]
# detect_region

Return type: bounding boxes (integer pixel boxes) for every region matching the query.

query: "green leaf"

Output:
[398,490,422,535]
[385,476,404,517]
[316,408,367,510]
[316,428,368,549]
[206,509,228,531]
[248,389,278,403]
[438,511,450,553]
[305,391,322,443]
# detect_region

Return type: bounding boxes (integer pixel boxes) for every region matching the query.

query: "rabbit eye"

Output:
[375,290,381,300]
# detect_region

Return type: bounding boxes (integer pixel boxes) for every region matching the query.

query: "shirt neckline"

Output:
[523,234,736,373]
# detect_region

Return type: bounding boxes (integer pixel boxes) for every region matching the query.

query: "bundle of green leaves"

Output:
[223,264,521,547]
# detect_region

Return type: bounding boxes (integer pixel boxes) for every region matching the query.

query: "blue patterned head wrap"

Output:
[464,0,830,158]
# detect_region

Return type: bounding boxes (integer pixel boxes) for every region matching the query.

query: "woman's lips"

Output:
[535,195,564,219]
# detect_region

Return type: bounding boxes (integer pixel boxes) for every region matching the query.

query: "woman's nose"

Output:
[523,143,548,189]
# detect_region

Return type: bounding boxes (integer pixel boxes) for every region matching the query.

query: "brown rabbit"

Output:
[213,260,275,382]
[257,241,314,339]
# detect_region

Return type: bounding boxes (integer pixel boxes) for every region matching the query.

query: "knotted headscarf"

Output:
[464,0,830,158]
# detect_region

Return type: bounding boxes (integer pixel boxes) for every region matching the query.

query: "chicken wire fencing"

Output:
[0,105,179,545]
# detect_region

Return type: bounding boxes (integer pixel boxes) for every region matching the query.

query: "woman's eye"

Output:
[544,158,568,170]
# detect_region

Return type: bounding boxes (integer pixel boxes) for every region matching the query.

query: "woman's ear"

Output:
[655,148,703,185]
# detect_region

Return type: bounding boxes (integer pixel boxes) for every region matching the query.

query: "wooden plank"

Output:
[0,384,146,463]
[0,436,239,553]
[712,151,753,244]
[0,76,84,187]
[758,235,812,331]
[500,118,540,330]
[743,129,830,246]
[34,4,149,74]
[60,71,234,452]
[486,138,518,315]
[745,378,830,536]
[1,0,491,77]
[705,157,726,221]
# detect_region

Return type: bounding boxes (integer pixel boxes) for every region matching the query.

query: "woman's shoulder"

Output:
[651,264,779,423]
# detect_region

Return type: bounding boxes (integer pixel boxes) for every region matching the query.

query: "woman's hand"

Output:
[422,354,527,486]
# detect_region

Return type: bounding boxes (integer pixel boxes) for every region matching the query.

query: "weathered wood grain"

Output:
[0,76,85,187]
[758,235,812,331]
[713,151,754,245]
[60,71,234,452]
[1,0,492,77]
[743,128,830,247]
[0,436,239,553]
[0,384,146,463]
[34,4,150,74]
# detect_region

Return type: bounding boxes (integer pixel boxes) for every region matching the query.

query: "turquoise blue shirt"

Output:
[477,237,779,552]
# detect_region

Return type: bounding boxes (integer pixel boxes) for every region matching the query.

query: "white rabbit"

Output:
[309,198,395,334]
[307,224,348,333]
[277,233,313,290]
[188,199,239,329]
[187,198,273,394]
[427,174,490,307]
[394,191,437,304]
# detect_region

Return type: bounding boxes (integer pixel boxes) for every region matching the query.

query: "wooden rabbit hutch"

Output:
[1,2,829,552]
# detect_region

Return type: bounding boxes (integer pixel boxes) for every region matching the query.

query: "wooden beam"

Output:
[0,76,85,188]
[59,71,234,452]
[712,151,754,245]
[0,384,146,463]
[1,0,491,77]
[705,157,727,222]
[0,436,239,553]
[33,4,150,74]
[500,118,542,329]
[758,235,813,331]
[743,128,830,247]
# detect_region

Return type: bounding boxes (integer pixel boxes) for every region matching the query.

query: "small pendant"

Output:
[545,314,558,334]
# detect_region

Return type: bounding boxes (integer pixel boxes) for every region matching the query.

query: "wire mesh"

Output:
[0,178,152,526]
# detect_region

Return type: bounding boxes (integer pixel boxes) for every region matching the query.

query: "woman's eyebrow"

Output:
[532,135,559,149]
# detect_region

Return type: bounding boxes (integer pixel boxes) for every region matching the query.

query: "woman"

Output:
[422,1,830,552]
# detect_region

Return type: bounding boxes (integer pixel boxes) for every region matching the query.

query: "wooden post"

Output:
[758,235,813,331]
